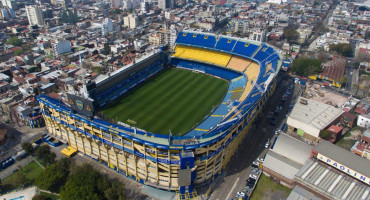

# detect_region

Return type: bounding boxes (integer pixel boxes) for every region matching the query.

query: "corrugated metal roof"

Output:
[296,160,370,200]
[272,134,312,165]
[314,140,370,178]
[264,151,302,180]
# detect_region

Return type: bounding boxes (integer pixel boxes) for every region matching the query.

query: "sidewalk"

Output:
[0,156,35,180]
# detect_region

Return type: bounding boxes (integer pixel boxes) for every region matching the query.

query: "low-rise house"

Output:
[351,129,370,160]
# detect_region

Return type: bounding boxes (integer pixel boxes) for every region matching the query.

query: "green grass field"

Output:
[251,174,292,200]
[101,68,228,136]
[1,161,44,192]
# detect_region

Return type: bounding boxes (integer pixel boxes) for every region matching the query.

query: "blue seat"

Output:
[176,32,217,49]
[215,37,236,52]
[232,41,259,57]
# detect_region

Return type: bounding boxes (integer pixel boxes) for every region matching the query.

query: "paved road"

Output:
[210,74,295,200]
[0,123,46,163]
[0,156,35,180]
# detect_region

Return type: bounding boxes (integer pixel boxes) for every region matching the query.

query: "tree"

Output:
[14,172,28,187]
[104,180,125,200]
[61,10,69,24]
[329,43,353,57]
[114,9,122,15]
[365,30,370,40]
[291,58,322,76]
[59,164,126,200]
[73,9,79,24]
[32,194,52,200]
[36,145,56,165]
[22,142,34,155]
[67,10,74,24]
[14,49,24,56]
[60,164,107,200]
[340,76,348,86]
[92,66,104,74]
[6,36,22,46]
[35,158,71,192]
[320,129,331,139]
[103,43,111,55]
[284,29,300,44]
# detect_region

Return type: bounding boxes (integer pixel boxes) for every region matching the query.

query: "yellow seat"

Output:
[227,56,251,72]
[173,45,231,67]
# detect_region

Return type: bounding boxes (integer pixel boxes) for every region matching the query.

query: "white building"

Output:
[357,114,370,129]
[169,25,177,49]
[52,40,72,57]
[249,29,266,42]
[26,5,44,26]
[111,0,123,8]
[231,18,249,34]
[158,0,175,10]
[1,9,9,19]
[123,14,139,29]
[123,0,139,10]
[141,0,149,12]
[2,0,16,9]
[102,18,113,36]
[287,97,343,143]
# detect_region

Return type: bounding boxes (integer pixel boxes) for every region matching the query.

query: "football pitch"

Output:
[100,68,229,136]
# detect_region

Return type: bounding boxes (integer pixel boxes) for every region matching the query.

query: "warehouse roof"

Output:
[264,151,302,180]
[314,140,370,178]
[288,97,343,131]
[272,134,312,165]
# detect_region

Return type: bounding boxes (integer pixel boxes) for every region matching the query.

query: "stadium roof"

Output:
[314,140,370,178]
[288,97,343,131]
[272,134,312,165]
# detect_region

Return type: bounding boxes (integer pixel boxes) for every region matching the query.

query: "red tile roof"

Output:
[327,125,343,134]
[321,58,346,82]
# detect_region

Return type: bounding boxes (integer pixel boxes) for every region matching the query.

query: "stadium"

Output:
[37,31,283,197]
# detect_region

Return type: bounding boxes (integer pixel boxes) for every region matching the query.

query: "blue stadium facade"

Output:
[37,31,282,197]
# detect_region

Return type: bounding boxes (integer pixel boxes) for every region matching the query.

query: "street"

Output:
[0,123,46,163]
[210,74,298,200]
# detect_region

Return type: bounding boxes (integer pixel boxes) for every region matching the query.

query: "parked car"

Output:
[251,168,260,175]
[249,174,257,179]
[252,161,260,168]
[265,140,270,148]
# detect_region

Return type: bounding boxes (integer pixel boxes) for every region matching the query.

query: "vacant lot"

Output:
[251,174,292,200]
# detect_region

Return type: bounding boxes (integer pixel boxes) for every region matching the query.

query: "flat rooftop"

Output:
[289,97,343,131]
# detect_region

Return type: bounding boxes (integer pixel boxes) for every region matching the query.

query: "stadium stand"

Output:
[97,63,163,106]
[176,32,217,49]
[173,45,231,67]
[252,45,273,61]
[232,41,260,57]
[215,37,237,52]
[227,56,252,72]
[239,62,259,101]
[171,58,240,80]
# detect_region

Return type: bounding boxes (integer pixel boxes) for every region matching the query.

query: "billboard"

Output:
[317,153,370,185]
[66,93,95,117]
